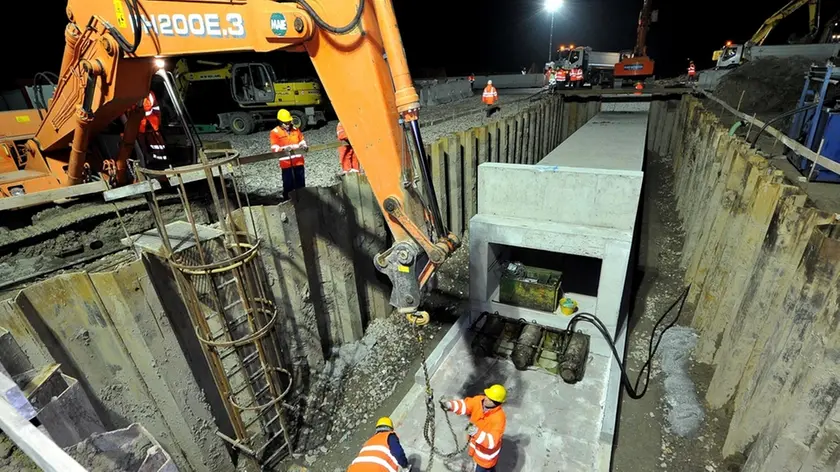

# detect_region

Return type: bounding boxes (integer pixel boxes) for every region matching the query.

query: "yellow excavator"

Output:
[713,0,820,67]
[173,59,325,134]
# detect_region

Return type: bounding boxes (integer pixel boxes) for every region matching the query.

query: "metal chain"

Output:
[409,316,468,470]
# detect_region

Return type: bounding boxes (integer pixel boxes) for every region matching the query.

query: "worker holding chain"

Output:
[347,417,412,472]
[440,384,507,472]
[270,109,308,200]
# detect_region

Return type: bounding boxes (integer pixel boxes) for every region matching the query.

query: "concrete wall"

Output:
[648,96,840,471]
[415,79,473,106]
[471,74,546,89]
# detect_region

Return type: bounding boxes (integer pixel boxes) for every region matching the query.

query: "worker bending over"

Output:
[440,384,507,472]
[482,80,499,118]
[270,109,308,200]
[347,417,410,472]
[336,122,361,174]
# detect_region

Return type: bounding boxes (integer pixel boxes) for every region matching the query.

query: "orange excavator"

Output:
[614,0,656,86]
[0,0,458,314]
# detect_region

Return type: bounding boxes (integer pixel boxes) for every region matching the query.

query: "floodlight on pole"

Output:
[545,0,563,62]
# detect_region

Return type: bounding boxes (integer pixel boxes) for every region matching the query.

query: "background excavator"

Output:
[173,58,326,134]
[613,0,656,86]
[0,0,458,314]
[714,0,822,68]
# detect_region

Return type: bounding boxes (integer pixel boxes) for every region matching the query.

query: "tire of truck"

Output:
[290,109,307,131]
[229,112,255,135]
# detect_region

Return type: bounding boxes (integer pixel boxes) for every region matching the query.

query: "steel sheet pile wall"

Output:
[657,96,840,471]
[0,262,236,472]
[424,96,599,236]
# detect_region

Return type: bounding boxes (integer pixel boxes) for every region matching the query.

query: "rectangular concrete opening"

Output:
[485,242,602,315]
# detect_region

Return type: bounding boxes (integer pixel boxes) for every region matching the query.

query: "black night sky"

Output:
[5,0,840,90]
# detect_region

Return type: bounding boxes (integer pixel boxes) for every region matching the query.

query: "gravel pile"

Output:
[204,95,537,200]
[291,314,443,465]
[714,56,816,115]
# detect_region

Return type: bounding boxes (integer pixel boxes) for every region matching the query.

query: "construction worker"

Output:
[347,417,410,472]
[570,67,583,88]
[469,73,476,87]
[482,80,499,118]
[556,68,568,89]
[336,121,361,174]
[137,91,167,164]
[547,68,557,93]
[270,109,308,200]
[687,60,697,83]
[440,384,507,472]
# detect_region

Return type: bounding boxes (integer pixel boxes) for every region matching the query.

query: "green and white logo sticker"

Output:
[270,13,287,36]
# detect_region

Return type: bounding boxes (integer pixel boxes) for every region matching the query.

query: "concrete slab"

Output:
[391,334,612,472]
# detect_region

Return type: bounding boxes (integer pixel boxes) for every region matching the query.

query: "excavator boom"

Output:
[2,0,458,313]
[750,0,819,45]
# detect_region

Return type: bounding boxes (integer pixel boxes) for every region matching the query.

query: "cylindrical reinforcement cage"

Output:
[137,151,293,468]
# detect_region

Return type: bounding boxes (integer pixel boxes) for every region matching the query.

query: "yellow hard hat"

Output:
[277,109,293,122]
[484,384,507,403]
[376,417,394,429]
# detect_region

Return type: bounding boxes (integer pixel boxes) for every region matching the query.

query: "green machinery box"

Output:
[499,265,563,312]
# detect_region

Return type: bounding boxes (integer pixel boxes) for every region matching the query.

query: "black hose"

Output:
[32,71,59,119]
[294,0,364,34]
[749,103,819,148]
[108,0,142,53]
[566,285,691,400]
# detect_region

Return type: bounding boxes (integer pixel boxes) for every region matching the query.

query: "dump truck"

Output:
[174,59,326,134]
[559,47,621,87]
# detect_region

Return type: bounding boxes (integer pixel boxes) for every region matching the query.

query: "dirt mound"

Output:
[715,56,815,115]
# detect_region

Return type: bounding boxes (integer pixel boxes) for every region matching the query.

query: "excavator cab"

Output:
[716,44,744,69]
[231,63,277,105]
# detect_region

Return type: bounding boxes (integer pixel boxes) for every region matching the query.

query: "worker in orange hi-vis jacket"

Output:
[137,91,167,163]
[482,80,499,118]
[336,122,361,174]
[440,384,507,472]
[270,109,308,200]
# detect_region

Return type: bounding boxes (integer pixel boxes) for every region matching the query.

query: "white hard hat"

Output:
[487,79,493,84]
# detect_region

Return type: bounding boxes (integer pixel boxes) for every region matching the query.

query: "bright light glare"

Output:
[545,0,562,13]
[154,58,165,69]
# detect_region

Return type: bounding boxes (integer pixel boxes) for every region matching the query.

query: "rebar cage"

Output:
[137,151,293,467]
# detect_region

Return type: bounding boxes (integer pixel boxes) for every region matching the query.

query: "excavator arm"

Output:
[25,0,457,313]
[750,0,819,46]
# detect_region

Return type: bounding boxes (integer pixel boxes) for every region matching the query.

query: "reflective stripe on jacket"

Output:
[482,86,498,105]
[556,70,567,81]
[347,431,401,472]
[445,395,506,468]
[270,126,306,169]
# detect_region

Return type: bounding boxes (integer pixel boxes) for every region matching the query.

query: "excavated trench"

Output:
[0,91,838,471]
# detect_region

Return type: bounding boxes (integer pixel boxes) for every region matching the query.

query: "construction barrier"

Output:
[649,96,840,471]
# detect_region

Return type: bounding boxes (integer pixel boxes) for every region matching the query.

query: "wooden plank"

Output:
[13,273,191,468]
[476,126,489,166]
[250,204,325,375]
[0,389,87,472]
[341,175,390,322]
[447,134,464,236]
[463,130,479,222]
[701,89,840,176]
[430,140,449,228]
[499,119,510,164]
[90,262,235,472]
[0,181,107,212]
[524,111,533,164]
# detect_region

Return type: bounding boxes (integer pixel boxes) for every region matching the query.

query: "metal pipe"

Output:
[408,120,446,238]
[66,73,96,185]
[156,69,202,164]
